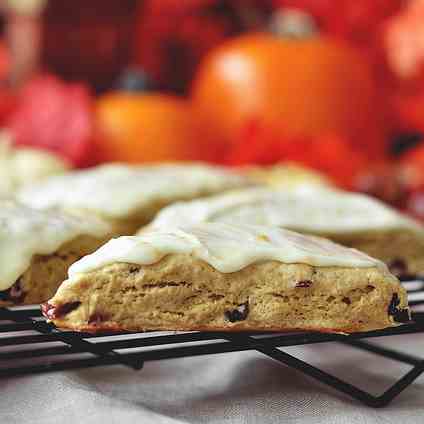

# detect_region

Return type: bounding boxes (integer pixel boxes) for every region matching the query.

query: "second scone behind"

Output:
[148,185,424,278]
[17,162,255,235]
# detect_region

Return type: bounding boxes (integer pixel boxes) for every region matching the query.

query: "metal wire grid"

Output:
[1,279,424,407]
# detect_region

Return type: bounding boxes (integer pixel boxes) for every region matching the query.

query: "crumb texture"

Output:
[0,235,108,306]
[328,229,424,277]
[47,254,408,333]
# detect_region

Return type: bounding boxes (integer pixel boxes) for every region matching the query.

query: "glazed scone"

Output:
[17,162,254,235]
[0,131,69,197]
[0,200,114,306]
[240,163,332,188]
[149,186,424,278]
[43,223,409,333]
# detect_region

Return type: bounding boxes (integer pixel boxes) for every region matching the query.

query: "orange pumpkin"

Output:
[95,93,213,163]
[191,33,387,158]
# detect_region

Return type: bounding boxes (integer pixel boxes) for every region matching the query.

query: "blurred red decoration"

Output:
[0,40,16,125]
[144,0,216,11]
[134,0,246,92]
[0,89,16,126]
[42,0,138,92]
[274,0,403,43]
[392,89,424,133]
[383,0,424,135]
[400,143,424,190]
[226,121,369,189]
[6,75,94,166]
[0,40,9,82]
[384,0,424,80]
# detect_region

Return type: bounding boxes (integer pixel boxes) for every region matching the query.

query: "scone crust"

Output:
[242,163,332,188]
[0,235,108,306]
[17,164,254,235]
[44,254,409,334]
[61,186,259,237]
[320,229,424,277]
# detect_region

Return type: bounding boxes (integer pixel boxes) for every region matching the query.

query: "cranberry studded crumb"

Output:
[0,279,25,303]
[295,280,313,288]
[224,302,249,323]
[42,301,81,319]
[41,302,56,320]
[88,312,109,325]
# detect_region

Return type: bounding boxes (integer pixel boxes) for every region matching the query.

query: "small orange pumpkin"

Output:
[191,33,387,158]
[94,93,215,163]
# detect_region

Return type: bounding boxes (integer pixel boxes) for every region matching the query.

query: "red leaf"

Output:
[226,121,369,188]
[7,74,94,166]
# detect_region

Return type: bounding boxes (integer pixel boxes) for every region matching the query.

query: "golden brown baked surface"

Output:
[241,163,332,188]
[309,229,424,279]
[43,254,409,334]
[0,235,108,306]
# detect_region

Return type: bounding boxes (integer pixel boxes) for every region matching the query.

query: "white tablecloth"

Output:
[1,332,423,424]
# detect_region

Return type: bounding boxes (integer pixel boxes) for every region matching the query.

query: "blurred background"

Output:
[1,0,424,219]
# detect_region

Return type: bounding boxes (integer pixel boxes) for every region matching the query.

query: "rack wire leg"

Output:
[225,334,424,408]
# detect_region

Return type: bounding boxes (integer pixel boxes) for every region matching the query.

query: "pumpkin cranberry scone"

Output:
[240,163,332,188]
[0,200,113,306]
[43,223,409,334]
[0,131,69,198]
[16,162,254,235]
[149,186,424,279]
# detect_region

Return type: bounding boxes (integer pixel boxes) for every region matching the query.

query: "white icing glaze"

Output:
[17,163,252,219]
[69,222,384,277]
[150,186,422,234]
[0,131,68,197]
[0,200,112,291]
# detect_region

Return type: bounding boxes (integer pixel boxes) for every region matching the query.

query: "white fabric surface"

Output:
[1,333,424,424]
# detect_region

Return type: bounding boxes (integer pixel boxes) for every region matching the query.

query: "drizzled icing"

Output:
[0,200,111,291]
[0,132,68,197]
[69,223,385,277]
[17,163,252,219]
[150,186,422,234]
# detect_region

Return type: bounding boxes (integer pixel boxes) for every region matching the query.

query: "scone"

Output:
[149,186,424,278]
[0,131,69,197]
[17,162,254,235]
[0,200,113,306]
[43,223,409,333]
[240,163,332,188]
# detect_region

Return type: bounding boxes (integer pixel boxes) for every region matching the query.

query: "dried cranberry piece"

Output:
[295,280,313,288]
[0,279,25,303]
[41,301,81,319]
[224,302,249,323]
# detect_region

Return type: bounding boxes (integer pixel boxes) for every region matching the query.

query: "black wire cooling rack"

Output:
[1,280,424,408]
